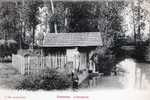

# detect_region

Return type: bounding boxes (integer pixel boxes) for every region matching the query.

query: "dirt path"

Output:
[0,63,22,89]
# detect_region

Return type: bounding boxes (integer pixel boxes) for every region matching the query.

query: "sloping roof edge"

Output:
[39,32,103,47]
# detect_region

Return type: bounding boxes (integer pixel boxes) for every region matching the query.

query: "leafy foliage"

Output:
[97,1,127,47]
[131,0,150,62]
[16,68,72,90]
[132,0,149,41]
[133,43,147,62]
[92,47,114,75]
[67,2,99,32]
[0,40,17,57]
[0,2,20,40]
[48,1,68,33]
[23,0,44,46]
[89,1,127,75]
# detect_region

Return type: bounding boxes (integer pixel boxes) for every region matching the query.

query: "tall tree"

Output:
[68,2,99,32]
[132,0,149,42]
[23,0,43,49]
[48,1,67,33]
[97,1,127,48]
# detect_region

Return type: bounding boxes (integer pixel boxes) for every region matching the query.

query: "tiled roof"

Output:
[40,32,103,47]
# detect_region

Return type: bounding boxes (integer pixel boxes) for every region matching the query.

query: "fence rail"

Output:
[12,54,67,75]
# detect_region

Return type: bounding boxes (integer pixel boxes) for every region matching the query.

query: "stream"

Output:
[80,58,150,90]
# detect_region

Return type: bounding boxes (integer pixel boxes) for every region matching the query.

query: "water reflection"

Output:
[117,58,150,89]
[80,58,150,90]
[117,59,136,89]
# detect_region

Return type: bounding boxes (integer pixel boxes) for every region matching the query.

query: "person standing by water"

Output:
[71,70,79,90]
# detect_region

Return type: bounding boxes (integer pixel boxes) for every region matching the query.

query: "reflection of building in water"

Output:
[117,58,150,89]
[117,59,136,89]
[135,66,150,89]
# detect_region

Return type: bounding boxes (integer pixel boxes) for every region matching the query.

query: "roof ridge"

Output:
[41,32,103,47]
[46,32,100,34]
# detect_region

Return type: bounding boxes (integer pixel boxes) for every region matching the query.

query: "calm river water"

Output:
[80,58,150,90]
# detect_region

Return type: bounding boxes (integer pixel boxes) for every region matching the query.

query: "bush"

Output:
[133,43,147,62]
[16,68,72,90]
[92,47,115,75]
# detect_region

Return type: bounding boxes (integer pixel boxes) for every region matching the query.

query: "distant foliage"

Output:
[48,1,68,33]
[97,1,127,48]
[0,40,17,57]
[90,1,127,75]
[133,42,147,62]
[0,1,127,47]
[23,0,44,46]
[132,0,149,41]
[0,2,20,39]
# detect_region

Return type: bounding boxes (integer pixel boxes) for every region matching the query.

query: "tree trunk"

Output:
[32,27,35,49]
[50,0,58,33]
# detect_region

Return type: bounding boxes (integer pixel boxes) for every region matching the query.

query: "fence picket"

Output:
[12,53,81,75]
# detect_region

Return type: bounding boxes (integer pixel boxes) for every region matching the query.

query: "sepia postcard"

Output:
[0,0,150,100]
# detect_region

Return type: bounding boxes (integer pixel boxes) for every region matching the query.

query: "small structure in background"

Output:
[12,32,103,75]
[39,32,103,73]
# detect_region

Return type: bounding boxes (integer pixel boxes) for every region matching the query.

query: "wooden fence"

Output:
[12,52,94,75]
[12,54,67,75]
